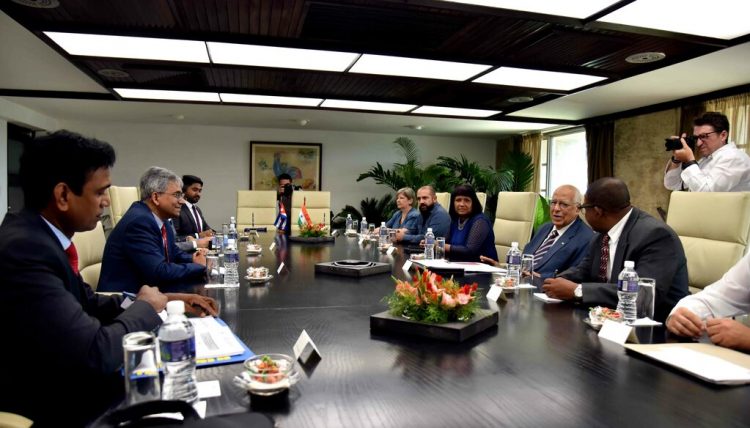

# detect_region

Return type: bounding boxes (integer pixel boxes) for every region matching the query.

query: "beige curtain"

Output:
[704,93,750,153]
[521,132,542,192]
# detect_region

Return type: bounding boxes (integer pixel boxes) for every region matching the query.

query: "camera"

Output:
[664,135,697,151]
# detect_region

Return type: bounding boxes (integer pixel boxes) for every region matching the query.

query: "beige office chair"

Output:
[493,192,538,262]
[477,192,487,211]
[435,192,451,209]
[107,186,139,227]
[0,412,33,428]
[236,190,278,232]
[71,221,106,290]
[291,191,331,233]
[666,192,750,294]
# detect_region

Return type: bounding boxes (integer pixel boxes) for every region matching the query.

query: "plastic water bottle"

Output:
[360,217,368,235]
[223,238,239,286]
[617,260,640,324]
[506,242,522,286]
[221,223,229,252]
[228,219,238,242]
[424,228,435,260]
[159,301,198,403]
[379,221,388,246]
[346,214,353,233]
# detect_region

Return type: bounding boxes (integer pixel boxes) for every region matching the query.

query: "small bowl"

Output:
[239,354,299,396]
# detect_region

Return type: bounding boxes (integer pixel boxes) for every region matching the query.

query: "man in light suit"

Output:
[173,174,213,250]
[99,167,208,293]
[542,177,688,322]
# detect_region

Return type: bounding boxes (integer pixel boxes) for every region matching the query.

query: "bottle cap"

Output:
[512,241,518,247]
[427,228,433,233]
[381,222,386,226]
[624,260,635,268]
[166,300,185,315]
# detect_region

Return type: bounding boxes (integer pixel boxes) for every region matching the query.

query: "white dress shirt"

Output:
[183,201,203,236]
[664,142,750,192]
[671,251,750,320]
[604,208,633,281]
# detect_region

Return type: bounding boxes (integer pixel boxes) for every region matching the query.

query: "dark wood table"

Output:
[195,233,750,427]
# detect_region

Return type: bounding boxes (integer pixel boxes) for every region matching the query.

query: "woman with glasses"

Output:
[444,184,497,262]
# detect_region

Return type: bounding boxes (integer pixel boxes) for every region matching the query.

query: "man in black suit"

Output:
[173,174,213,250]
[0,131,217,426]
[542,177,689,322]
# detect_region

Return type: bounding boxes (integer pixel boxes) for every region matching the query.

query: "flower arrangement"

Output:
[384,270,479,323]
[298,222,328,238]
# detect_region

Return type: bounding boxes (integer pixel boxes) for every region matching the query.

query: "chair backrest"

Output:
[0,412,33,428]
[108,186,139,227]
[71,221,106,290]
[237,190,278,232]
[291,191,331,232]
[493,192,538,262]
[436,192,450,209]
[666,191,750,293]
[477,192,487,211]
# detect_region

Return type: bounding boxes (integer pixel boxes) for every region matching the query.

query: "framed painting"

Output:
[250,142,322,190]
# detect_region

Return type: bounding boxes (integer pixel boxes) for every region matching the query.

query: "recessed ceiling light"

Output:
[208,42,359,72]
[97,68,131,78]
[598,0,750,40]
[321,99,417,113]
[11,0,59,8]
[220,93,322,107]
[44,32,209,63]
[411,106,501,118]
[113,88,220,102]
[508,96,535,103]
[474,67,607,91]
[435,0,622,19]
[625,52,666,64]
[349,54,491,81]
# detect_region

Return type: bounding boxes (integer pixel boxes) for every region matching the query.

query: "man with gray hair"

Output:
[99,166,208,293]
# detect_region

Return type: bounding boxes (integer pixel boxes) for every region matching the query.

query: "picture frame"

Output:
[250,142,322,190]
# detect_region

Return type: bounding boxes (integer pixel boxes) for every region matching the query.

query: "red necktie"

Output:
[598,234,610,282]
[161,224,169,262]
[65,243,79,275]
[192,205,202,233]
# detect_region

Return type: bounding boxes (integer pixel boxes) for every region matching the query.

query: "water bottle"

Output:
[346,214,353,233]
[617,260,640,324]
[228,219,238,242]
[360,217,368,235]
[158,301,198,403]
[223,238,239,286]
[424,228,435,260]
[221,223,229,251]
[506,242,521,286]
[379,221,388,246]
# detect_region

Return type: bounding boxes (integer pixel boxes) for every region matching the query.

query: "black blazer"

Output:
[559,207,689,322]
[0,210,162,426]
[174,203,212,239]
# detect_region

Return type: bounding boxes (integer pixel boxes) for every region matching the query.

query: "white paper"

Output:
[486,285,503,301]
[631,317,663,327]
[120,297,134,310]
[517,284,537,289]
[277,262,285,274]
[204,283,240,289]
[386,246,396,255]
[414,259,506,273]
[190,317,245,359]
[197,380,221,399]
[358,238,364,245]
[533,292,563,303]
[152,401,206,420]
[293,329,321,363]
[598,319,632,345]
[269,242,276,251]
[402,260,413,272]
[644,348,750,383]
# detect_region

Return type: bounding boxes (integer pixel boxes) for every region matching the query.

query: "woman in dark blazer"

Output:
[445,184,498,262]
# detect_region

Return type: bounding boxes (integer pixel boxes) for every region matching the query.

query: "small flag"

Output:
[274,201,287,230]
[298,197,312,228]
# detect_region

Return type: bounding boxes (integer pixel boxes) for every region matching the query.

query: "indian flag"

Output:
[297,197,312,227]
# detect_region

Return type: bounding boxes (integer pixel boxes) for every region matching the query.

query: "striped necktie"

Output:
[192,205,202,233]
[598,234,610,282]
[533,229,558,264]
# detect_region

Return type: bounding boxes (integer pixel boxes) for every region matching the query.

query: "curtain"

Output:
[704,93,750,153]
[679,102,706,136]
[585,121,614,183]
[521,132,542,192]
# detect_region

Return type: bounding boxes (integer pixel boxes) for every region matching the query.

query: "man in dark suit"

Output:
[542,177,689,322]
[99,167,209,293]
[0,131,216,426]
[174,174,214,248]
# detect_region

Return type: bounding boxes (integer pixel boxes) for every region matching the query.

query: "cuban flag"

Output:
[297,197,312,228]
[274,201,287,230]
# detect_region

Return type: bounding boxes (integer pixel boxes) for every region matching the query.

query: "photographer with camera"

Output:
[664,111,750,192]
[277,173,294,235]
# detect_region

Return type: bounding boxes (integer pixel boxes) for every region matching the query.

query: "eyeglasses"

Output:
[549,200,574,209]
[158,191,184,200]
[577,203,597,211]
[694,131,718,140]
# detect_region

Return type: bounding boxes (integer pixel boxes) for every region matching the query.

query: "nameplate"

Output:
[358,238,364,245]
[599,320,633,345]
[332,230,340,237]
[486,284,503,302]
[277,262,285,274]
[293,329,321,363]
[402,260,413,273]
[269,242,276,251]
[386,246,396,255]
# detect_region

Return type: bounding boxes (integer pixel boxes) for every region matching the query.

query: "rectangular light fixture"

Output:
[473,67,607,91]
[207,42,359,72]
[436,0,622,19]
[411,106,500,118]
[597,0,750,40]
[44,32,209,63]
[321,99,417,112]
[349,54,491,81]
[220,93,322,107]
[113,88,220,102]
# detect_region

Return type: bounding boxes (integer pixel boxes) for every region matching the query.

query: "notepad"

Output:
[533,292,563,303]
[190,317,245,360]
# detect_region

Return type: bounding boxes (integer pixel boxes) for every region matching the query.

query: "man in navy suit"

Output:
[99,167,208,293]
[174,174,214,249]
[522,185,593,283]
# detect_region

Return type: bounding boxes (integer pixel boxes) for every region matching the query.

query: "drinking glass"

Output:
[206,255,221,284]
[435,237,446,260]
[388,228,397,244]
[637,278,656,320]
[123,331,161,405]
[351,220,359,235]
[368,223,376,237]
[520,254,534,286]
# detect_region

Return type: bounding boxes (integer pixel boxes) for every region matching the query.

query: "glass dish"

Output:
[235,354,300,396]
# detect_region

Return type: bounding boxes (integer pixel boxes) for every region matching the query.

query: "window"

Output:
[538,128,588,197]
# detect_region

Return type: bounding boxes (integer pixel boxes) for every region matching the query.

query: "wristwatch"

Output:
[574,284,583,299]
[682,160,698,170]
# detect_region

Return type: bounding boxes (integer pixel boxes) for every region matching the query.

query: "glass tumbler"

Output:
[123,331,161,405]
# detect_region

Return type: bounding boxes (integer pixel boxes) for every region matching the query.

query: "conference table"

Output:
[189,233,750,427]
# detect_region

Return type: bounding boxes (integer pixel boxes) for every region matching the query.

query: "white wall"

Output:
[59,120,496,227]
